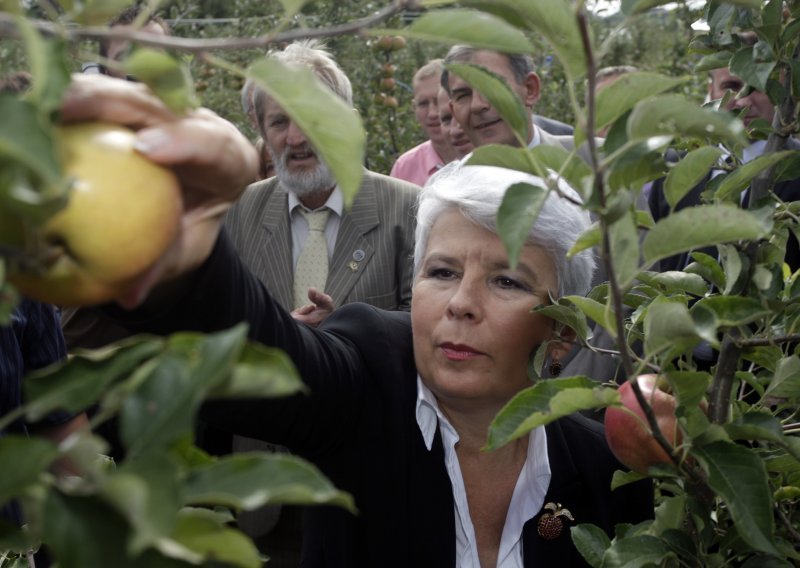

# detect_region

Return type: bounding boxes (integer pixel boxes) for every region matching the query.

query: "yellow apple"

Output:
[7,122,182,306]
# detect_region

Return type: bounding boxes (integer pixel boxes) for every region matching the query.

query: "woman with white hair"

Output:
[65,75,652,567]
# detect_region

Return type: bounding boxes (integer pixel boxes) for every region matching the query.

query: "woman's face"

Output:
[412,210,565,414]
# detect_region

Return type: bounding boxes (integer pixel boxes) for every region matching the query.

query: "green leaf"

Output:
[277,0,312,17]
[725,412,785,443]
[446,62,529,146]
[643,298,702,358]
[481,0,586,80]
[563,295,614,335]
[570,223,601,257]
[528,144,594,198]
[247,57,365,207]
[184,453,355,513]
[652,495,687,533]
[486,377,619,449]
[686,251,725,290]
[534,301,592,344]
[664,371,711,409]
[714,151,795,202]
[0,96,60,186]
[466,144,539,173]
[765,354,800,400]
[125,50,198,114]
[601,534,674,567]
[17,18,71,117]
[119,327,252,457]
[378,9,533,54]
[170,509,261,568]
[628,95,749,149]
[70,0,132,25]
[104,455,182,554]
[643,205,770,265]
[43,492,188,568]
[691,295,770,327]
[497,182,549,269]
[729,46,776,93]
[691,440,779,556]
[571,523,610,568]
[213,342,305,399]
[24,337,164,420]
[610,469,647,490]
[608,211,641,289]
[0,436,57,504]
[638,270,708,296]
[577,73,688,147]
[664,146,723,208]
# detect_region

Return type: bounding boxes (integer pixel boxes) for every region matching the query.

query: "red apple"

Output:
[604,374,679,474]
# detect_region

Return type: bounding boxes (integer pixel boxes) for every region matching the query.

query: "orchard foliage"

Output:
[0,0,799,567]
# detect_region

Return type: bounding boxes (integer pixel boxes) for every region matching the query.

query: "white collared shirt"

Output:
[527,123,542,149]
[415,377,551,568]
[288,187,344,268]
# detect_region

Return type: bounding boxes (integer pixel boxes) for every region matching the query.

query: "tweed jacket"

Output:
[108,232,654,567]
[223,169,418,312]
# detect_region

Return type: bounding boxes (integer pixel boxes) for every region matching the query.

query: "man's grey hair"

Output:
[441,45,535,93]
[414,163,595,299]
[253,40,353,134]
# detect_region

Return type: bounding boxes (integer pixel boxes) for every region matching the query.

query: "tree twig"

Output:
[0,1,409,53]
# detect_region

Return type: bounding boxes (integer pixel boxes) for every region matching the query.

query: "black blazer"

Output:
[649,140,800,272]
[112,232,653,567]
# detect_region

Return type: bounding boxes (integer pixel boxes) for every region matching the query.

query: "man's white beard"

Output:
[271,143,336,198]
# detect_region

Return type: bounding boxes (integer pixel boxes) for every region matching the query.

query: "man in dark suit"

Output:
[649,64,800,272]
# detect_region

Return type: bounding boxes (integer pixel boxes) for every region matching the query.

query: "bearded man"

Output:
[225,41,418,323]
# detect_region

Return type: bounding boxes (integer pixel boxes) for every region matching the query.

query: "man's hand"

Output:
[291,288,335,327]
[60,74,259,306]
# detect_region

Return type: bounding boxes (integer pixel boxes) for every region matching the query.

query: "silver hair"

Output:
[414,163,595,299]
[253,40,353,136]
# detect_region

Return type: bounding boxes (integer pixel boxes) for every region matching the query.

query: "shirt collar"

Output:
[416,376,449,449]
[288,185,344,217]
[527,123,542,149]
[743,139,767,163]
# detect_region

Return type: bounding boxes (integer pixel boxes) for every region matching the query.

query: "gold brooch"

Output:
[537,502,575,540]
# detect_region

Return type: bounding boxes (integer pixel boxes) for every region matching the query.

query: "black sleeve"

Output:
[102,230,368,456]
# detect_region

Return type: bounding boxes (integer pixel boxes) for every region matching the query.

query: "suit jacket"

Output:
[649,139,800,272]
[224,169,418,312]
[109,232,654,567]
[534,114,574,136]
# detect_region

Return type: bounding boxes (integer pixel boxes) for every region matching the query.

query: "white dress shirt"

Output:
[415,377,551,567]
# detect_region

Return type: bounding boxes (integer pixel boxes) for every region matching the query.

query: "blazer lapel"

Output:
[522,421,584,566]
[326,173,380,305]
[259,185,294,310]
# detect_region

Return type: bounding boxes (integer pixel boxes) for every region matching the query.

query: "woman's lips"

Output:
[440,342,484,361]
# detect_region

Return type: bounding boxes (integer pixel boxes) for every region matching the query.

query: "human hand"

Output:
[60,74,259,306]
[291,288,335,327]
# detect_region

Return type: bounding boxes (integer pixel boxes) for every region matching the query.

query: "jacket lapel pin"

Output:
[348,261,359,272]
[537,502,575,540]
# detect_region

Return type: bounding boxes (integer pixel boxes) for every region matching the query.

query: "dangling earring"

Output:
[549,357,563,377]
